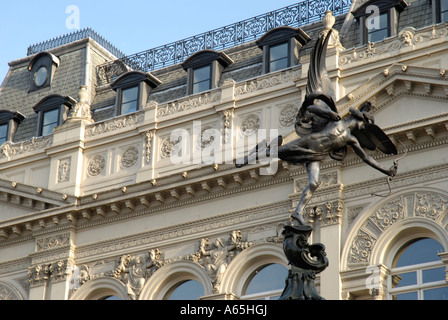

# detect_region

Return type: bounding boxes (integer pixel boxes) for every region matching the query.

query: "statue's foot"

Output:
[290,212,306,226]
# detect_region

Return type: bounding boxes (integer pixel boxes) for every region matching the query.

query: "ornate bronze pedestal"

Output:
[279,225,328,300]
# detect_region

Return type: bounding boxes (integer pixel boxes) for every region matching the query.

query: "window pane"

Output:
[121,101,138,114]
[422,267,446,283]
[42,109,59,136]
[0,124,8,143]
[193,80,211,94]
[269,42,289,72]
[193,65,211,83]
[192,65,211,94]
[367,12,389,42]
[269,42,288,61]
[122,86,138,103]
[392,291,418,300]
[423,287,448,300]
[368,28,389,43]
[244,264,288,295]
[441,0,448,12]
[167,280,204,300]
[270,58,289,72]
[393,272,417,288]
[394,238,444,268]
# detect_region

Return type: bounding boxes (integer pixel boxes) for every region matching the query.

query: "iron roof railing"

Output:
[96,0,352,85]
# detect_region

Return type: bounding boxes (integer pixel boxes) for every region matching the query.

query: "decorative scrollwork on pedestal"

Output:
[279,225,328,300]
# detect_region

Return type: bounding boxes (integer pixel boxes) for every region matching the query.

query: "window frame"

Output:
[28,52,60,92]
[118,85,140,115]
[387,238,448,300]
[0,122,9,145]
[268,41,290,72]
[111,71,161,116]
[365,10,391,43]
[435,0,448,23]
[0,110,25,144]
[256,26,310,74]
[351,0,407,45]
[33,94,75,136]
[191,64,212,95]
[182,50,233,96]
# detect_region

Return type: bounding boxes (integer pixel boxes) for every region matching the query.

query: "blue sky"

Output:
[0,0,298,82]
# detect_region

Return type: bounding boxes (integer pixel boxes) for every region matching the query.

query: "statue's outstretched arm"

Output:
[307,104,341,121]
[349,138,397,176]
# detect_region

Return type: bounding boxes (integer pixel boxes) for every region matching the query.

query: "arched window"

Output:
[389,238,448,300]
[165,280,204,300]
[241,263,288,300]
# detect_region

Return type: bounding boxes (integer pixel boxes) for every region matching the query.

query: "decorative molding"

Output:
[157,91,221,118]
[339,25,445,66]
[279,103,298,127]
[36,233,70,252]
[235,69,299,96]
[85,112,144,137]
[240,114,260,136]
[121,147,139,168]
[87,155,106,176]
[347,191,448,266]
[57,158,71,183]
[145,131,154,165]
[0,136,53,160]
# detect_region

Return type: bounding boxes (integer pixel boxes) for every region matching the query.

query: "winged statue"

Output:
[236,30,398,226]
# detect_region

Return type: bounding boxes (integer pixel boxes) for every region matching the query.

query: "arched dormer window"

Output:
[111,71,161,116]
[256,26,310,74]
[182,50,233,95]
[28,52,60,92]
[33,94,76,136]
[351,0,408,44]
[0,110,25,145]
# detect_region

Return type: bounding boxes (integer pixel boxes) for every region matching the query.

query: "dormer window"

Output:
[257,26,310,74]
[120,86,139,114]
[182,50,233,95]
[0,110,25,144]
[367,11,390,42]
[268,42,289,72]
[33,94,75,136]
[192,65,212,94]
[352,0,408,45]
[28,52,60,91]
[435,0,448,23]
[111,71,161,116]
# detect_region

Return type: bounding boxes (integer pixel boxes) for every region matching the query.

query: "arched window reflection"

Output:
[166,280,204,300]
[242,263,288,300]
[389,238,448,300]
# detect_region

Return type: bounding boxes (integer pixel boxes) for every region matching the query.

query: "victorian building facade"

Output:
[1,0,448,300]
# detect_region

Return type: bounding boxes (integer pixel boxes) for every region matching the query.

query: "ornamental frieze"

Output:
[85,112,144,137]
[347,191,448,266]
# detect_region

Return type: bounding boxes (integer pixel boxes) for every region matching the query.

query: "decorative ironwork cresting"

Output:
[96,0,352,85]
[27,27,125,59]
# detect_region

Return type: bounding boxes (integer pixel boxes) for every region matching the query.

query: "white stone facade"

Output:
[1,1,448,301]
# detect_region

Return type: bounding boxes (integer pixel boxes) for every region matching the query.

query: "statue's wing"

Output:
[352,123,398,155]
[306,29,335,99]
[296,30,337,135]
